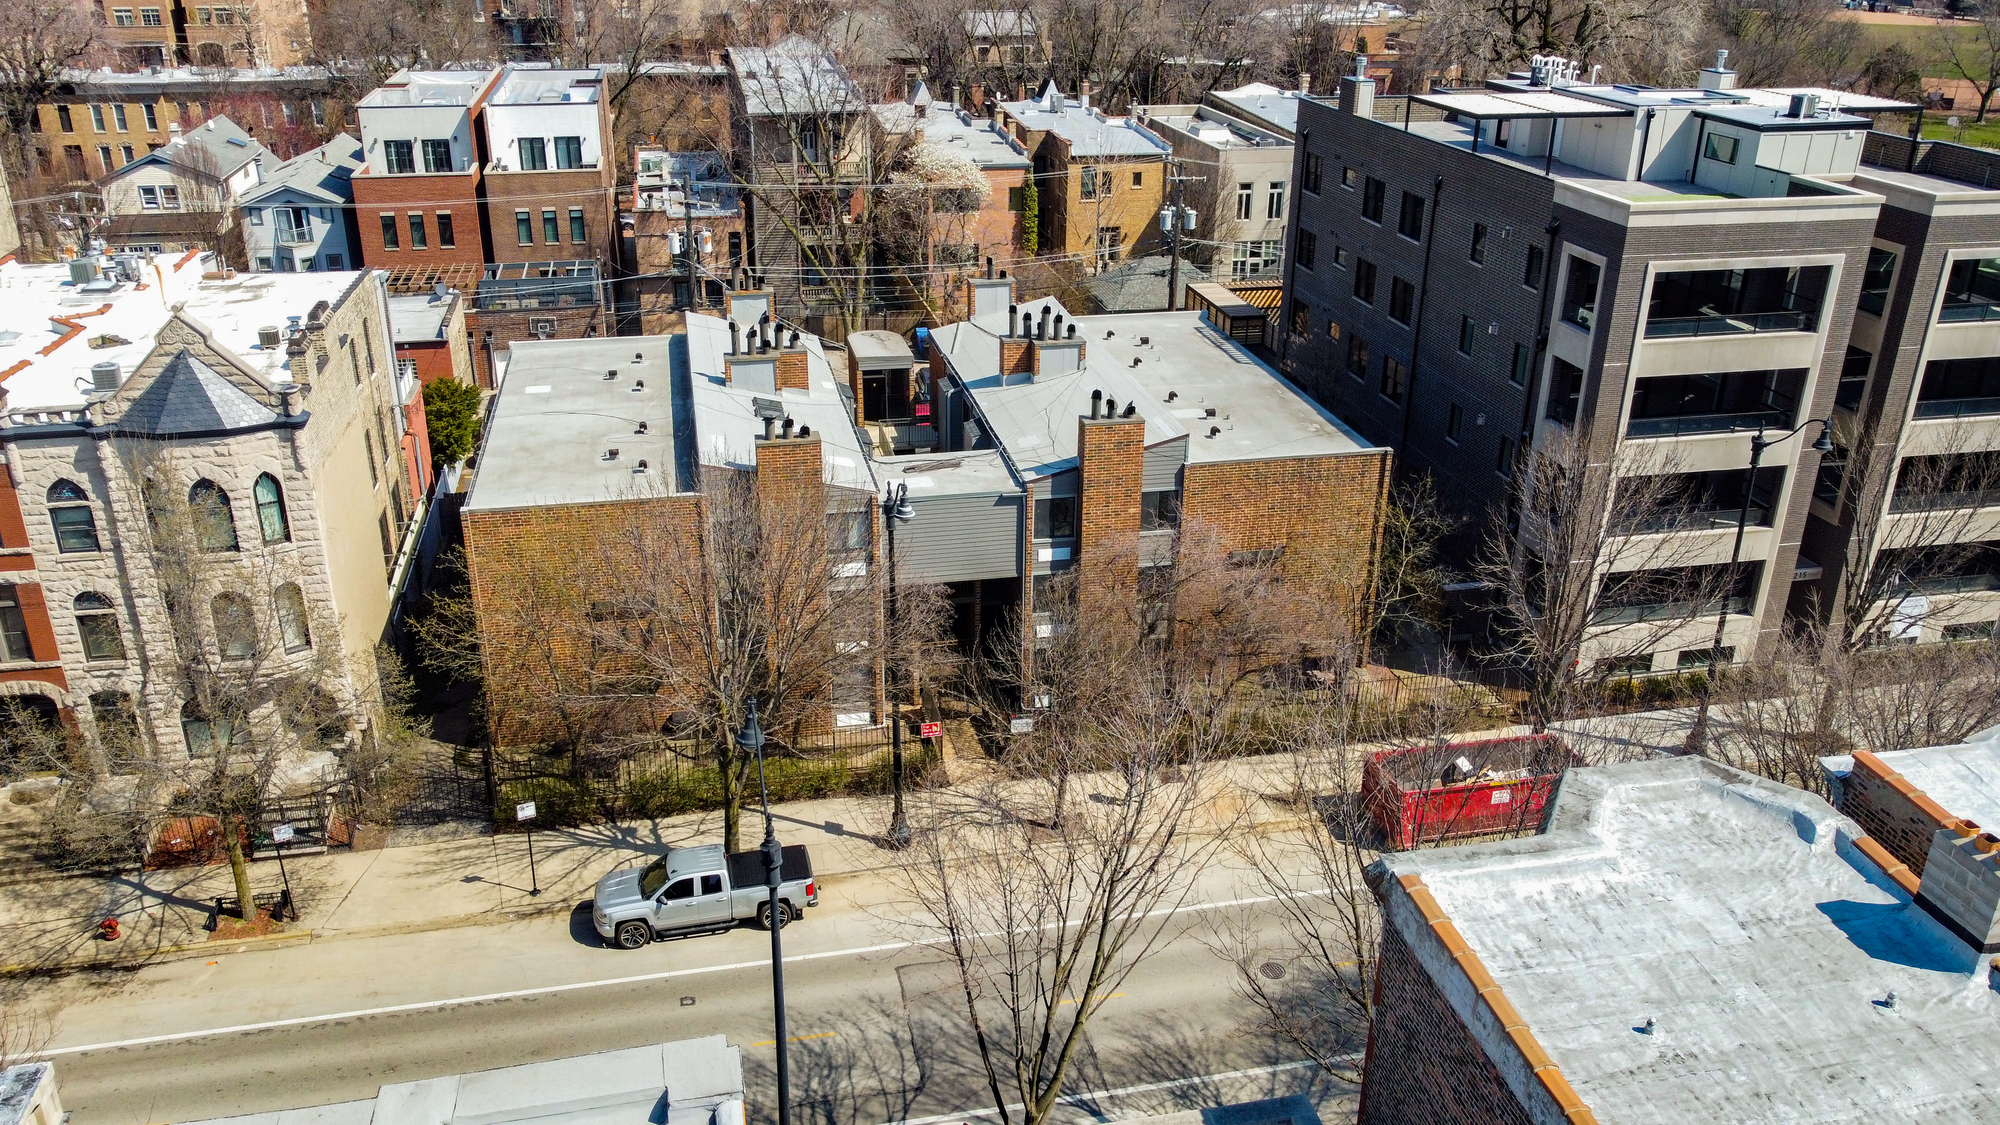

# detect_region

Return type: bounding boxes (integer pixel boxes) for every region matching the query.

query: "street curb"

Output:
[1,928,315,976]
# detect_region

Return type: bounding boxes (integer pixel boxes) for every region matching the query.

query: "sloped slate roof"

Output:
[120,349,279,436]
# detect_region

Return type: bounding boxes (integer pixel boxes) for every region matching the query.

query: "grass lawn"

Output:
[1923,117,2000,149]
[1855,21,1991,78]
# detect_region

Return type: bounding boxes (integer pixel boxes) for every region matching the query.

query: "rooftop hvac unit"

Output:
[69,257,99,286]
[258,325,283,348]
[90,361,121,393]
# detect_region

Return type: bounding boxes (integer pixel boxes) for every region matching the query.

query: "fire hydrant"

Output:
[98,917,120,941]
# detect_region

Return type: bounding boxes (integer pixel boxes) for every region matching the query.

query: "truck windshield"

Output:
[639,857,669,898]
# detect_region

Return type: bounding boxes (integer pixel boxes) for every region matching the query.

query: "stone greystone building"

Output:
[0,258,420,773]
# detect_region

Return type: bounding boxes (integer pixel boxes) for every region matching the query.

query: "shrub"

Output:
[496,776,598,827]
[424,378,484,465]
[1603,678,1640,706]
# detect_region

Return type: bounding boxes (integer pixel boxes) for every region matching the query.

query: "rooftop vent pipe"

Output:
[1090,389,1103,419]
[730,320,741,354]
[1038,307,1051,339]
[764,415,776,439]
[798,425,810,437]
[1009,304,1019,336]
[1067,323,1077,339]
[1121,402,1136,418]
[1052,312,1064,338]
[634,351,645,364]
[781,417,795,438]
[605,369,619,380]
[788,330,800,347]
[1208,425,1221,437]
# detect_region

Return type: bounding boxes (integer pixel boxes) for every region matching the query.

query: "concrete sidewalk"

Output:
[0,707,1690,975]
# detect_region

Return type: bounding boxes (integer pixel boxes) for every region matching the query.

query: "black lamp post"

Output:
[883,482,915,849]
[1682,417,1834,757]
[737,699,791,1125]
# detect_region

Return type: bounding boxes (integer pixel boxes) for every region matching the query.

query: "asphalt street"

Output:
[20,861,1355,1125]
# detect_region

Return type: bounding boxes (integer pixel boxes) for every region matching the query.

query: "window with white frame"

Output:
[1231,239,1281,279]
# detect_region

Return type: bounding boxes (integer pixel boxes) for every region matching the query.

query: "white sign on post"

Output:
[272,823,296,844]
[516,801,537,822]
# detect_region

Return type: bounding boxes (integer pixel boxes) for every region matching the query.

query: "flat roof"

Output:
[358,69,496,109]
[937,301,1373,479]
[1838,730,2000,830]
[1209,82,1302,135]
[999,88,1170,158]
[0,257,368,412]
[872,104,1033,169]
[1376,757,2000,1124]
[463,336,678,512]
[877,448,1017,498]
[387,292,454,344]
[489,68,602,106]
[1415,89,1630,119]
[1146,109,1291,151]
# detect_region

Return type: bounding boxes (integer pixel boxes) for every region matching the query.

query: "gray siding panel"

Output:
[899,493,1023,583]
[1143,437,1187,491]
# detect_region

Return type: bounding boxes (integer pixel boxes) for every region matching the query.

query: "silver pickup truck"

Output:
[591,842,817,949]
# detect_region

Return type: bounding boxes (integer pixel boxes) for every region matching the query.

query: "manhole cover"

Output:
[1258,960,1286,980]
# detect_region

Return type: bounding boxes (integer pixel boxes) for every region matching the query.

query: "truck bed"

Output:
[727,844,813,889]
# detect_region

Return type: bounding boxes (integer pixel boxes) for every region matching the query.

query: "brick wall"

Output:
[1180,450,1390,613]
[396,339,457,384]
[776,347,810,391]
[1359,925,1537,1125]
[469,305,604,388]
[484,167,617,266]
[1839,750,1966,875]
[463,495,698,746]
[754,434,826,517]
[352,171,487,269]
[1077,414,1143,601]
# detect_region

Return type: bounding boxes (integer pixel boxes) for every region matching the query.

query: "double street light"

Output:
[1680,417,1834,757]
[882,481,915,850]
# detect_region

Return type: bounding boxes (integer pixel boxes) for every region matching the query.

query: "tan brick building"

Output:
[459,292,882,747]
[901,274,1391,679]
[995,82,1169,269]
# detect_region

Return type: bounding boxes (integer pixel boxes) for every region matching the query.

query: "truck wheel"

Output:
[757,902,791,931]
[615,920,652,949]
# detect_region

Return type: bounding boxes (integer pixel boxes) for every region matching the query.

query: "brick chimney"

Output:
[1076,396,1144,604]
[754,423,825,522]
[775,330,810,391]
[1917,822,2000,953]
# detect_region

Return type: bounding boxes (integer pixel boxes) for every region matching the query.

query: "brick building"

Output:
[1277,58,2000,667]
[906,274,1392,673]
[351,70,502,271]
[467,259,604,388]
[995,82,1170,270]
[0,256,427,769]
[871,83,1032,320]
[100,0,309,69]
[459,291,879,746]
[389,287,473,386]
[481,68,618,270]
[1825,734,2000,953]
[627,149,745,330]
[1361,755,2000,1125]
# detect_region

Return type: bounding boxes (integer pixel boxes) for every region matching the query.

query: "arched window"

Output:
[189,480,238,551]
[74,591,124,662]
[48,478,99,553]
[275,583,310,652]
[182,700,233,757]
[211,592,255,659]
[254,474,290,543]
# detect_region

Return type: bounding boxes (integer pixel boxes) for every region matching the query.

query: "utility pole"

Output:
[1162,160,1202,311]
[684,170,702,310]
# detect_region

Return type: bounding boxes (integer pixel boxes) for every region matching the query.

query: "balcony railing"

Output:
[1613,505,1772,534]
[1626,408,1790,439]
[1904,572,2000,595]
[1592,595,1751,626]
[1889,488,2000,513]
[1939,300,2000,324]
[1644,307,1818,338]
[275,228,311,245]
[1912,396,2000,420]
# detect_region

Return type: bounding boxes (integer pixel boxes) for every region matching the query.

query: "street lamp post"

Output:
[883,482,915,849]
[737,700,791,1125]
[1681,417,1834,757]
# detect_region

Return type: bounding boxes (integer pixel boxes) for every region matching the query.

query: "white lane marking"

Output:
[875,1056,1353,1125]
[38,890,1308,1058]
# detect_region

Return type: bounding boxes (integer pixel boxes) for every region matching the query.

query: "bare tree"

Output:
[1480,429,1751,729]
[306,0,498,94]
[1705,0,1859,88]
[887,678,1241,1125]
[1413,0,1701,86]
[1937,2,2000,123]
[582,467,889,853]
[0,0,104,181]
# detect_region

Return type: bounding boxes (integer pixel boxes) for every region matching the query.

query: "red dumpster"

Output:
[1361,734,1579,850]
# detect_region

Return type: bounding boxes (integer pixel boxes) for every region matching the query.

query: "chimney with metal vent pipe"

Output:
[1090,389,1103,419]
[781,417,795,438]
[1009,304,1019,336]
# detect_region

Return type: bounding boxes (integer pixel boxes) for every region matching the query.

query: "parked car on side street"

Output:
[592,842,816,949]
